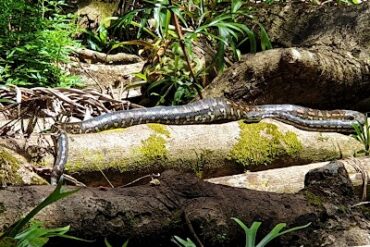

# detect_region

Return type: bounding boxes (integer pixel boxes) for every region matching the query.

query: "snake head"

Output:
[346,111,366,124]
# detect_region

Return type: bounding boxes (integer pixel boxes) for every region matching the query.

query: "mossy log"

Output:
[207,157,370,198]
[0,167,369,247]
[0,119,362,186]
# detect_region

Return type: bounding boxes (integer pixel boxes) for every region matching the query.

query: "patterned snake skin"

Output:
[50,98,366,184]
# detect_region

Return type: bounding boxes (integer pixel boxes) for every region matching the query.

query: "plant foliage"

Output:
[232,218,311,247]
[0,180,90,247]
[0,0,80,87]
[109,0,271,105]
[352,116,370,156]
[172,218,311,247]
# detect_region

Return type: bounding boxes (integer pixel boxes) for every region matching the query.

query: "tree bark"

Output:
[72,48,143,64]
[207,157,370,198]
[203,2,370,111]
[0,167,369,247]
[0,119,362,186]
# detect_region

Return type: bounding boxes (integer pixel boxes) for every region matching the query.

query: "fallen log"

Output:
[207,158,370,198]
[0,167,369,247]
[203,2,370,111]
[72,48,143,64]
[0,119,362,186]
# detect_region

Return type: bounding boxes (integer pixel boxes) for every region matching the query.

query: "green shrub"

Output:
[0,0,80,87]
[172,218,311,247]
[110,0,271,105]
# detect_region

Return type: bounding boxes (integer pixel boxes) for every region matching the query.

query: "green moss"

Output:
[147,123,171,137]
[0,150,19,168]
[228,122,303,166]
[136,135,168,161]
[193,149,215,178]
[304,191,323,207]
[65,149,106,172]
[0,149,23,185]
[30,175,48,185]
[66,126,170,173]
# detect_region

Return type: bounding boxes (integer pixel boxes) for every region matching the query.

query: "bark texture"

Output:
[207,157,370,196]
[0,119,362,186]
[203,2,370,110]
[72,48,143,64]
[64,61,145,97]
[0,168,369,247]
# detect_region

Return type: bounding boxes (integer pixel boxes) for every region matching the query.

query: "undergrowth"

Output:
[0,0,81,87]
[85,0,272,105]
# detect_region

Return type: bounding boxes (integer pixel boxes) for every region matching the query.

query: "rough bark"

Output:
[203,2,370,111]
[72,48,143,64]
[0,119,362,186]
[64,61,145,96]
[207,157,370,197]
[0,168,369,247]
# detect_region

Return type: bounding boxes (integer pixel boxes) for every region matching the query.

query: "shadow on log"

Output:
[0,166,369,246]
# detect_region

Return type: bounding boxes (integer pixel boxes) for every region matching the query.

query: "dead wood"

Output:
[0,119,362,186]
[63,61,145,95]
[207,157,370,198]
[0,86,142,126]
[0,168,369,247]
[203,2,370,110]
[72,48,143,64]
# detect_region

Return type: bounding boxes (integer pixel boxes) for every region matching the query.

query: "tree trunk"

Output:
[204,2,370,111]
[0,167,369,247]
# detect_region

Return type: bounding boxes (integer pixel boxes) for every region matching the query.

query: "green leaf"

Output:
[232,218,311,247]
[162,9,172,38]
[0,98,16,104]
[14,222,94,247]
[171,7,188,28]
[171,236,197,247]
[104,238,113,247]
[258,24,272,51]
[256,222,311,247]
[2,180,79,238]
[133,72,148,81]
[231,0,243,13]
[232,218,260,247]
[122,240,129,247]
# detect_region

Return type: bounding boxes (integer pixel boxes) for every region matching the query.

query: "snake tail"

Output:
[51,131,68,185]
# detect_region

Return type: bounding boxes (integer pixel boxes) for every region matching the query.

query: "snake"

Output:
[50,97,366,184]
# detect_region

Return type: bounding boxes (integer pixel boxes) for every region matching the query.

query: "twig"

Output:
[168,0,203,99]
[184,210,205,247]
[119,173,161,188]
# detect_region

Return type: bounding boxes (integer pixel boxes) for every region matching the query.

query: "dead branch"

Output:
[0,168,368,247]
[72,48,143,64]
[207,157,370,198]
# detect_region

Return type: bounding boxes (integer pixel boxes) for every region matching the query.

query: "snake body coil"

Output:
[55,98,365,134]
[51,98,366,183]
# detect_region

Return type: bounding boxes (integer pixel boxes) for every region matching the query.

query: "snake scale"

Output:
[50,97,366,184]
